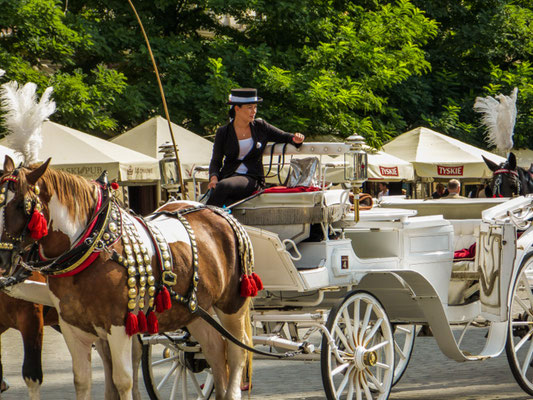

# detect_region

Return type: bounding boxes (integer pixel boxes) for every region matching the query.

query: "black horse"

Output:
[483,153,533,197]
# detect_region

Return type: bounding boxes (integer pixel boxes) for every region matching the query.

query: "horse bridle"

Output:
[0,168,42,273]
[492,168,521,197]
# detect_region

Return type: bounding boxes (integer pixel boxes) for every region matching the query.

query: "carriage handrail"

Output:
[265,142,352,156]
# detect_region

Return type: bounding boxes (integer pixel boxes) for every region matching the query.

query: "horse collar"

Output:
[41,185,120,277]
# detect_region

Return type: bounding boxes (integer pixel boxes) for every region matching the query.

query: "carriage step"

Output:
[450,271,480,280]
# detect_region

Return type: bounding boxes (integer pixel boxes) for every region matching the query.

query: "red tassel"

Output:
[147,311,159,334]
[240,274,259,297]
[240,275,253,297]
[125,312,139,336]
[162,287,172,310]
[28,210,48,240]
[251,272,264,291]
[249,275,258,297]
[137,310,147,333]
[155,292,164,313]
[155,287,172,313]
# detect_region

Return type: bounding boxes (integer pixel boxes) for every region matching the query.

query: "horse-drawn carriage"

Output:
[135,141,533,400]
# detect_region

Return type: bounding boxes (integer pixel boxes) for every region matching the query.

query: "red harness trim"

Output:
[47,189,104,278]
[494,168,519,177]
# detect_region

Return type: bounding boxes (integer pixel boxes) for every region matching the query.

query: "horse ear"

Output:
[27,158,52,185]
[3,156,15,173]
[508,152,517,170]
[482,155,499,172]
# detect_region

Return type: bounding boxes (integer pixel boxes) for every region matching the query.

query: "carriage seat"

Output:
[448,219,481,305]
[232,188,350,243]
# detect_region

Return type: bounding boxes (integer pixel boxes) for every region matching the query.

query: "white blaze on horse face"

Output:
[48,194,87,242]
[0,192,14,236]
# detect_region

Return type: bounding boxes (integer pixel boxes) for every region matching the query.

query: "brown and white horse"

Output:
[0,156,252,400]
[0,272,58,399]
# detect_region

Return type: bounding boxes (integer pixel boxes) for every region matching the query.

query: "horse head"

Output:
[483,152,523,197]
[0,156,51,276]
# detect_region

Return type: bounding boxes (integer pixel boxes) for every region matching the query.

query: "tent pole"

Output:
[127,0,187,199]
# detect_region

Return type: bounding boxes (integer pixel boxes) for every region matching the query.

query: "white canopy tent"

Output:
[0,121,161,182]
[111,116,213,180]
[383,127,506,179]
[0,144,23,167]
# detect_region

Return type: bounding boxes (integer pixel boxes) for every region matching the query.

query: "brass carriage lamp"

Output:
[344,135,368,222]
[158,142,181,194]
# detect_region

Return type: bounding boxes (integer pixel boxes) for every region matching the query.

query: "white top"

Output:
[236,137,254,174]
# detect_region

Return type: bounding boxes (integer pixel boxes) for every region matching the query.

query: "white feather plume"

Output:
[474,87,518,155]
[0,80,56,166]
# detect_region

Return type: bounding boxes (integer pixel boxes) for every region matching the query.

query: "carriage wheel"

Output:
[321,290,394,400]
[392,324,416,386]
[506,251,533,396]
[142,337,214,400]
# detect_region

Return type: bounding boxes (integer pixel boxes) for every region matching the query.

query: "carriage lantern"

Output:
[158,141,181,194]
[344,135,368,222]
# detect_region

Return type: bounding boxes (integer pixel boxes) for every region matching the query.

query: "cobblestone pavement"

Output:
[0,326,530,399]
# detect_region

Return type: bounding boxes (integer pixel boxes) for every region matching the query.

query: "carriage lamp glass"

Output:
[344,135,368,184]
[158,142,181,191]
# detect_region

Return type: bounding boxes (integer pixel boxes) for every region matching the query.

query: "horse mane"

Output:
[32,166,98,220]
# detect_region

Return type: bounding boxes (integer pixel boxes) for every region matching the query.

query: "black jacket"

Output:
[209,118,297,183]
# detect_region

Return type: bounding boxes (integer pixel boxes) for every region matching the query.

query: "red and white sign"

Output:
[437,165,464,176]
[379,166,399,177]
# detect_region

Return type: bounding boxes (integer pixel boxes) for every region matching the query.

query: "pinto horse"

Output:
[0,272,58,399]
[0,156,253,400]
[483,153,533,197]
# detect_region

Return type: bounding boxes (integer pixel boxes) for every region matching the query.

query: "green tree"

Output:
[0,0,127,136]
[391,0,533,150]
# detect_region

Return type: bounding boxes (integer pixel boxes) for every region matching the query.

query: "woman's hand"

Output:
[207,176,218,190]
[292,132,305,144]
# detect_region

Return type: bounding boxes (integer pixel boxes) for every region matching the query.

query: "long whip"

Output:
[127,0,188,199]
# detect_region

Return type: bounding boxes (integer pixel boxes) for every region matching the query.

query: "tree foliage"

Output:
[1,0,533,150]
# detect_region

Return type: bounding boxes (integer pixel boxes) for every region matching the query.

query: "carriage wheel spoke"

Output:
[521,336,533,374]
[362,375,372,400]
[513,328,533,352]
[353,299,361,345]
[169,365,182,400]
[336,365,354,395]
[394,338,407,360]
[368,340,390,353]
[363,318,383,347]
[343,308,356,349]
[335,325,352,353]
[181,367,188,399]
[152,355,180,366]
[366,369,383,393]
[332,361,351,376]
[375,361,392,370]
[355,372,362,400]
[516,296,533,319]
[187,369,205,396]
[157,361,180,391]
[359,303,373,344]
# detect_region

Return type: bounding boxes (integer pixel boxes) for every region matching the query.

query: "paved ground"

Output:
[0,326,530,399]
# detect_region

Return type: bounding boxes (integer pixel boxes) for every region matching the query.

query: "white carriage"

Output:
[141,140,533,400]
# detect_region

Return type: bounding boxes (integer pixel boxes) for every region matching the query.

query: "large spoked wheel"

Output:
[506,251,533,396]
[321,290,394,400]
[392,324,416,386]
[142,336,214,400]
